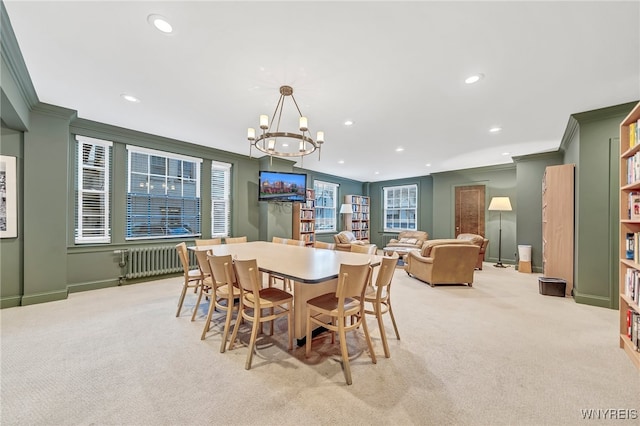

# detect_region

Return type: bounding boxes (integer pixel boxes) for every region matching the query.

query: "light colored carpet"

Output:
[1,263,638,425]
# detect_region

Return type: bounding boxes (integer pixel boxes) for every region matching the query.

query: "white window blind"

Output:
[314,180,339,232]
[211,161,231,237]
[75,136,112,244]
[383,184,418,231]
[126,146,202,239]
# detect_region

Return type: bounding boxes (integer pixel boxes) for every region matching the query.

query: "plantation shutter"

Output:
[75,136,112,244]
[211,161,231,237]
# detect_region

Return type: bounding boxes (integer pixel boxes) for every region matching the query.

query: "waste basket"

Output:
[517,244,532,273]
[538,277,566,297]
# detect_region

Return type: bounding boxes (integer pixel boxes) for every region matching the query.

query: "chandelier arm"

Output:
[275,95,285,136]
[290,94,304,118]
[269,94,285,134]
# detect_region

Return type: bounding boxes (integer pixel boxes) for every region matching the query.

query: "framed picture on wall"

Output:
[0,155,17,238]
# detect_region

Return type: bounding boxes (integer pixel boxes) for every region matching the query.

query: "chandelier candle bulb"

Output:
[259,115,269,129]
[299,116,308,131]
[268,139,276,151]
[316,131,324,143]
[247,127,256,140]
[299,140,305,152]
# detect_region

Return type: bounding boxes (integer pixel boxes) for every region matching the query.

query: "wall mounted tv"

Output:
[258,171,307,202]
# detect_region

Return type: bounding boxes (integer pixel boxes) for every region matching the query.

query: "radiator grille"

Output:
[126,245,197,279]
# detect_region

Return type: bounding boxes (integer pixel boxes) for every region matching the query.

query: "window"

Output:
[314,180,338,232]
[126,146,202,239]
[75,136,112,244]
[384,184,418,231]
[211,161,231,237]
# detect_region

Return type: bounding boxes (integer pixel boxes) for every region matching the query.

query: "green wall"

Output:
[0,127,23,307]
[561,103,636,308]
[514,152,564,273]
[368,176,433,249]
[431,164,518,265]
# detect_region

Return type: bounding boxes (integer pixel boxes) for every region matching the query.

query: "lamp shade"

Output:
[339,203,352,214]
[488,196,512,211]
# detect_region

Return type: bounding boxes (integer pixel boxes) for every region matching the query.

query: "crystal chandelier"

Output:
[247,85,324,165]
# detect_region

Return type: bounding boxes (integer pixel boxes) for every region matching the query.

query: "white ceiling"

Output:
[4,1,639,182]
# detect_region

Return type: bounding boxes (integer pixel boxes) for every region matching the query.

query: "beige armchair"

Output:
[405,240,480,287]
[456,233,489,270]
[333,231,370,252]
[386,230,428,250]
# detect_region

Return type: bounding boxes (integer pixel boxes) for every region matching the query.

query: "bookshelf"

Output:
[293,188,315,247]
[344,195,370,241]
[541,164,574,296]
[619,101,640,370]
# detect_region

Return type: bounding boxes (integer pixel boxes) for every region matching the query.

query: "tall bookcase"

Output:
[618,101,640,370]
[344,195,370,241]
[541,164,574,296]
[293,188,315,247]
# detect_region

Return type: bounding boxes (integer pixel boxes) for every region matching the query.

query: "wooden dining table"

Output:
[190,241,381,342]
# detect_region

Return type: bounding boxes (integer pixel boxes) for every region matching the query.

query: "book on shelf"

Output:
[630,192,640,220]
[627,308,640,352]
[627,233,635,260]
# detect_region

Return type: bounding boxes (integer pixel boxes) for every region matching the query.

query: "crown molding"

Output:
[1,1,38,108]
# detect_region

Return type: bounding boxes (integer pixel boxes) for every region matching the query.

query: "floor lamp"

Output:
[339,203,352,231]
[488,196,512,268]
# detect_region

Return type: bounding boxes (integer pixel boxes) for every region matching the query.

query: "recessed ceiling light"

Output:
[344,120,354,126]
[338,160,345,164]
[121,93,140,103]
[502,152,510,156]
[148,14,173,33]
[374,171,380,175]
[395,147,404,152]
[465,73,484,84]
[282,143,289,147]
[426,163,431,167]
[489,126,502,133]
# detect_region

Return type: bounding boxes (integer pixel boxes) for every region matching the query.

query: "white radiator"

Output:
[125,245,196,279]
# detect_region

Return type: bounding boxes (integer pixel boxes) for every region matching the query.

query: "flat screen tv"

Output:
[258,171,307,202]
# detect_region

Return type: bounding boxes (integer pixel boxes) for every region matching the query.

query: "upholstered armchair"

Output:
[456,233,489,270]
[386,230,429,250]
[333,231,370,252]
[405,240,480,287]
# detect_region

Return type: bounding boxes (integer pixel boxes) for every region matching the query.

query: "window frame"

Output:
[75,135,112,244]
[383,184,418,232]
[314,180,339,233]
[125,145,202,240]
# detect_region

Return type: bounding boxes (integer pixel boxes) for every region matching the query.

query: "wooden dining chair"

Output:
[191,251,242,352]
[175,242,205,317]
[286,239,305,246]
[225,236,247,244]
[350,244,377,254]
[194,238,222,246]
[305,262,376,385]
[314,241,335,250]
[269,236,303,290]
[228,258,294,370]
[364,252,400,358]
